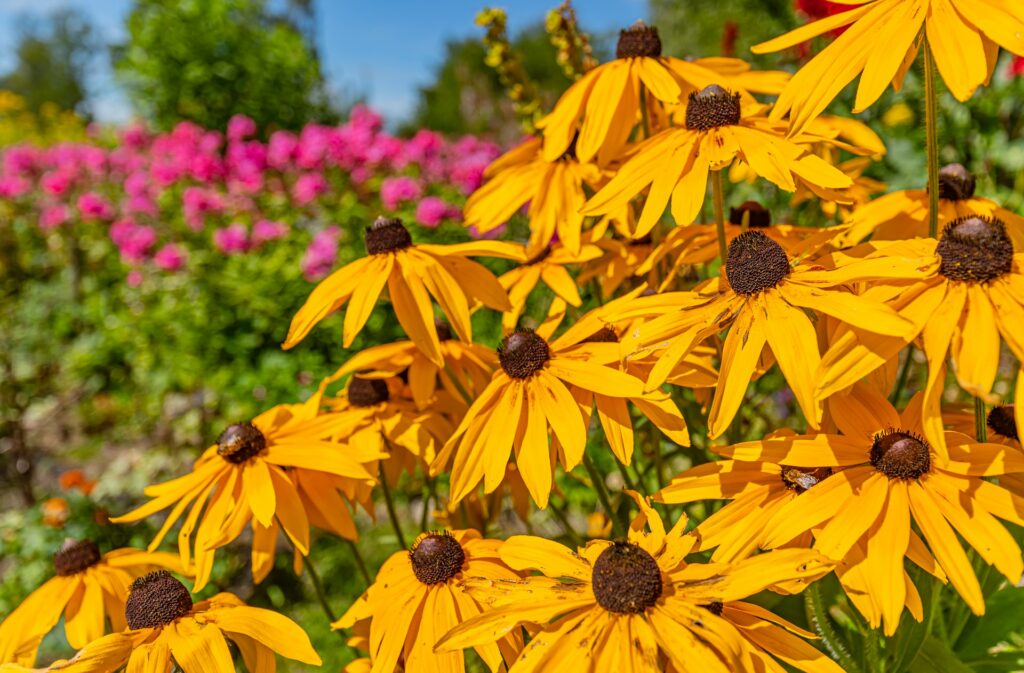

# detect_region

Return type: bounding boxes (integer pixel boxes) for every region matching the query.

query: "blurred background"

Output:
[1,1,1023,669]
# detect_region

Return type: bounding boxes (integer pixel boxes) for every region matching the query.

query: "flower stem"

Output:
[890,345,915,406]
[548,496,583,546]
[344,538,372,586]
[711,170,728,263]
[804,583,862,673]
[974,397,988,442]
[378,462,408,549]
[303,553,339,624]
[582,452,625,537]
[924,40,941,239]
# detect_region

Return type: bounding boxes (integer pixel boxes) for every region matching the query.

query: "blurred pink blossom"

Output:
[213,223,250,254]
[415,197,459,228]
[301,226,341,281]
[153,243,186,271]
[251,219,289,245]
[292,173,328,205]
[380,176,422,210]
[77,192,114,221]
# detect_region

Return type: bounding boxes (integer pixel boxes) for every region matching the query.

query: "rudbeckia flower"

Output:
[437,494,838,673]
[284,216,522,365]
[112,394,381,592]
[429,325,646,508]
[577,234,655,298]
[817,216,1024,455]
[583,85,852,237]
[834,163,1024,248]
[464,136,601,255]
[498,240,603,330]
[610,230,916,437]
[716,383,1024,635]
[1,571,320,672]
[754,0,1024,132]
[0,543,182,666]
[331,530,523,673]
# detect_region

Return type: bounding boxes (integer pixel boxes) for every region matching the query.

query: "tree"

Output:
[113,0,336,132]
[649,0,798,62]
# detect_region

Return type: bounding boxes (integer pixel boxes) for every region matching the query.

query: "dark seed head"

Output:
[365,216,413,255]
[409,532,465,585]
[125,571,193,630]
[780,466,833,494]
[581,326,619,344]
[936,216,1013,283]
[616,21,662,59]
[498,329,551,379]
[685,85,741,131]
[937,164,976,201]
[729,201,771,228]
[53,539,101,576]
[348,375,390,407]
[702,601,724,616]
[725,230,791,295]
[870,429,932,480]
[217,422,267,464]
[988,405,1018,441]
[591,541,663,614]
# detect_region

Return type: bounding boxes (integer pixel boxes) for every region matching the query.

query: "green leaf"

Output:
[909,636,974,673]
[956,586,1024,661]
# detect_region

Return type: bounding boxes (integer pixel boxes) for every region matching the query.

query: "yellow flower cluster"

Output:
[3,3,1024,672]
[0,91,87,147]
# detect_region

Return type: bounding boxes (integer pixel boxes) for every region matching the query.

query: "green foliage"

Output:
[113,0,335,131]
[649,0,798,61]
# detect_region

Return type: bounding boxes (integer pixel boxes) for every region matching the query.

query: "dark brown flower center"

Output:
[217,422,267,464]
[498,329,551,379]
[937,163,976,201]
[729,201,771,228]
[988,405,1018,441]
[125,571,193,630]
[581,326,619,343]
[54,539,101,576]
[702,601,724,616]
[870,429,931,480]
[780,466,833,493]
[591,541,663,614]
[725,230,790,295]
[365,216,413,255]
[409,532,465,585]
[348,375,390,407]
[685,85,741,131]
[616,21,662,59]
[936,216,1013,283]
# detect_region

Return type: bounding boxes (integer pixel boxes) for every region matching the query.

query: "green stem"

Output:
[378,462,408,549]
[890,345,916,405]
[344,538,372,586]
[549,497,583,546]
[420,476,437,532]
[582,452,625,537]
[304,553,339,624]
[616,457,641,494]
[805,583,862,673]
[924,40,941,239]
[974,397,988,442]
[711,170,728,264]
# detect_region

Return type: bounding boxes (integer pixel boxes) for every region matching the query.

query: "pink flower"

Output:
[39,205,70,230]
[41,171,73,196]
[182,187,223,230]
[1011,56,1024,78]
[380,176,422,210]
[227,114,257,142]
[301,226,340,281]
[77,192,114,221]
[213,222,249,254]
[415,197,459,228]
[251,219,289,245]
[110,219,157,263]
[153,243,186,271]
[0,176,30,198]
[126,270,144,287]
[292,173,328,206]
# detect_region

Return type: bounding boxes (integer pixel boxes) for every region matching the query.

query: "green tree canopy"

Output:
[649,0,798,63]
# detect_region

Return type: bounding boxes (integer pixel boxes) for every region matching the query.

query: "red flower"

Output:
[1011,56,1024,78]
[795,0,850,19]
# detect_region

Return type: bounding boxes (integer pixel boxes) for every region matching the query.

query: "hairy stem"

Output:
[344,538,372,586]
[378,462,408,549]
[583,452,625,537]
[805,583,862,673]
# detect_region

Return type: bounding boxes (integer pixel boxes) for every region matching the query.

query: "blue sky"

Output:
[0,0,648,124]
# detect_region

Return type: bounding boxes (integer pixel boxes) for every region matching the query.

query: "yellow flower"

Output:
[498,239,603,330]
[715,384,1024,635]
[0,571,320,672]
[430,325,646,508]
[284,216,522,365]
[464,136,601,255]
[754,0,1024,132]
[332,530,523,673]
[437,494,838,673]
[0,545,183,666]
[577,233,656,298]
[112,393,380,592]
[583,86,852,238]
[834,163,1024,248]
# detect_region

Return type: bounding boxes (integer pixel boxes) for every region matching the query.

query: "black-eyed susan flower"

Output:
[817,217,1024,456]
[834,163,1024,248]
[716,383,1024,635]
[332,530,523,673]
[0,544,183,666]
[112,393,380,592]
[755,0,1024,132]
[498,240,603,331]
[464,136,601,256]
[611,230,916,437]
[583,86,852,237]
[284,216,522,365]
[437,494,838,673]
[0,571,320,672]
[577,233,655,298]
[430,325,646,508]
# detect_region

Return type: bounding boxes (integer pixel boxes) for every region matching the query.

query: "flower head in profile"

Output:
[583,85,852,237]
[0,544,183,666]
[715,383,1024,635]
[438,495,838,673]
[284,216,522,365]
[498,239,603,330]
[332,530,523,673]
[755,0,1024,132]
[111,393,380,592]
[0,572,320,673]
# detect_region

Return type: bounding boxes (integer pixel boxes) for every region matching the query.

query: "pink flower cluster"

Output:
[0,106,501,284]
